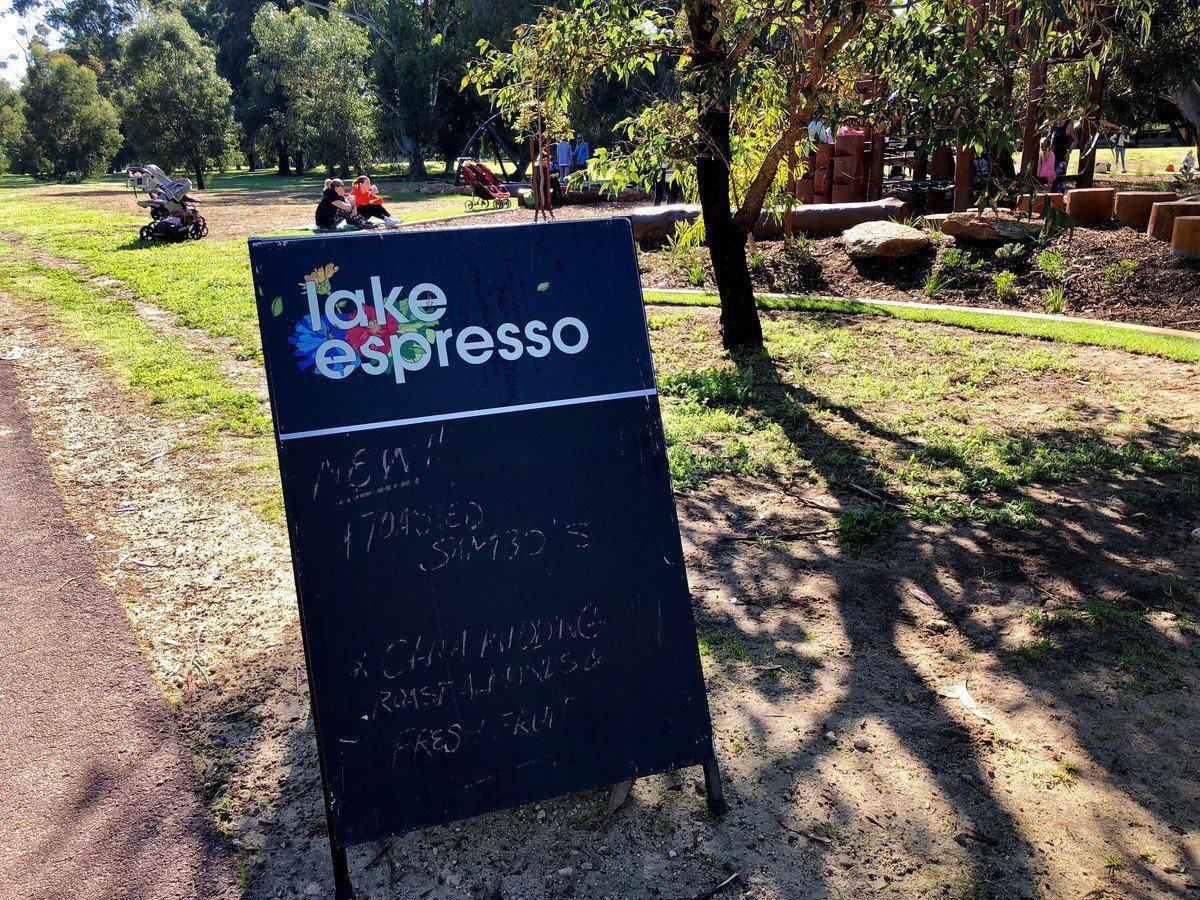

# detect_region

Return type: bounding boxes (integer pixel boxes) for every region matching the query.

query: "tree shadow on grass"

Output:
[679,334,1200,895]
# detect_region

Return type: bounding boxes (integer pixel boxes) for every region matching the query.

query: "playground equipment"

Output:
[786,1,1125,215]
[455,113,523,184]
[460,160,513,210]
[126,165,208,241]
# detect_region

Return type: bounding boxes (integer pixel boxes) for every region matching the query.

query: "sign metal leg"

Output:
[702,747,728,816]
[331,838,355,899]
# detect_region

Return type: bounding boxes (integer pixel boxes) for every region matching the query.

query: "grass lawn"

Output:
[645,290,1200,364]
[1,198,1195,544]
[1,204,1197,899]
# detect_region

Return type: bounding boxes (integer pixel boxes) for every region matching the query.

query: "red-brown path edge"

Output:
[0,360,240,900]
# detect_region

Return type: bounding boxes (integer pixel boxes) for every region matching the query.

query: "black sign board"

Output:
[249,220,723,896]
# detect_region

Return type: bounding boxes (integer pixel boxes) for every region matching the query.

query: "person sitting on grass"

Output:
[350,175,400,228]
[315,178,375,230]
[1182,150,1196,180]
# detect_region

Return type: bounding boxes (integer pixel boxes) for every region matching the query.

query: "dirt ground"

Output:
[1,255,1198,900]
[38,177,1200,331]
[0,359,240,900]
[34,177,471,241]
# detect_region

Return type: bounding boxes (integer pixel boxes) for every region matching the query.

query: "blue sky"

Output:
[1,6,57,86]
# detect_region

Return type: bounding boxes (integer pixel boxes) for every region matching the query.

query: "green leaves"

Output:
[270,296,283,317]
[537,281,550,292]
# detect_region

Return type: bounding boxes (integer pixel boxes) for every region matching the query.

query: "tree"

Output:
[297,0,535,177]
[1102,0,1200,150]
[248,7,377,177]
[0,82,25,174]
[115,12,234,189]
[19,45,120,179]
[472,0,877,350]
[9,0,136,93]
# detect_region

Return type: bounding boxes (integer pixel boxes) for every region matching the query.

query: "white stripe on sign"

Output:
[278,388,659,441]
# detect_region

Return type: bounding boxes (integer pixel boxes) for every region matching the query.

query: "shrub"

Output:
[1043,286,1067,314]
[1034,249,1070,282]
[992,270,1018,302]
[995,242,1028,263]
[1102,259,1136,287]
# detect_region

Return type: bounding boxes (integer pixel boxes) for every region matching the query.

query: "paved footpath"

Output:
[0,361,240,900]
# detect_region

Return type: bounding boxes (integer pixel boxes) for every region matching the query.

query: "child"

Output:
[1037,139,1056,185]
[350,175,400,228]
[315,178,375,230]
[1182,150,1196,179]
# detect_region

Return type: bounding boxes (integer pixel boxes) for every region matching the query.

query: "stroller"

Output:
[127,165,208,241]
[458,159,512,211]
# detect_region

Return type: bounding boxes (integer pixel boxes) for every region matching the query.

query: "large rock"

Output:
[843,220,930,259]
[625,203,701,244]
[1171,216,1200,260]
[755,198,909,238]
[941,209,1039,243]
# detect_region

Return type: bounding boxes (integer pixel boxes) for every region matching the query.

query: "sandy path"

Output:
[0,360,241,900]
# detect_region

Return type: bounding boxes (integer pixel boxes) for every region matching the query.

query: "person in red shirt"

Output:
[349,175,400,228]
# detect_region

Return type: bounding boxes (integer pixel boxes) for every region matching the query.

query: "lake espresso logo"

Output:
[293,263,589,383]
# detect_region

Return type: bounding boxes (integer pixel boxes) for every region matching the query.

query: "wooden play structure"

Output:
[788,1,1120,214]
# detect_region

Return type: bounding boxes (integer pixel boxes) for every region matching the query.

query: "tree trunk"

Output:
[408,149,429,180]
[294,151,305,174]
[193,161,206,190]
[1077,65,1107,189]
[247,148,258,172]
[277,142,291,177]
[686,0,763,352]
[1171,80,1200,156]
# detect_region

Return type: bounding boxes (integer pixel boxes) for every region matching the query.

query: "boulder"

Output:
[1113,191,1177,229]
[1064,187,1116,224]
[1170,216,1200,260]
[754,198,909,238]
[843,221,931,259]
[624,203,701,244]
[941,209,1039,243]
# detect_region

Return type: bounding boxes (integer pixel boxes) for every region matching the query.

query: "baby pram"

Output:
[127,165,208,241]
[459,160,512,211]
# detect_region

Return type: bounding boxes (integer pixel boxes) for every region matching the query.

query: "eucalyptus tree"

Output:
[472,0,878,350]
[19,45,120,179]
[117,12,234,189]
[248,6,378,176]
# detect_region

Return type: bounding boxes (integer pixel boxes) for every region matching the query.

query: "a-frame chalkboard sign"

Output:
[249,219,724,897]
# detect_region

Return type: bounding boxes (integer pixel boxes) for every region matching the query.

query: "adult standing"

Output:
[1049,115,1076,191]
[1113,130,1129,173]
[574,137,591,181]
[556,138,574,183]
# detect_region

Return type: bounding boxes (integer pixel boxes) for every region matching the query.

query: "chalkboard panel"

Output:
[250,219,716,848]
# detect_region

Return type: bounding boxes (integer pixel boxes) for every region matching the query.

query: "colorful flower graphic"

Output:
[290,315,348,372]
[300,263,339,295]
[344,317,400,352]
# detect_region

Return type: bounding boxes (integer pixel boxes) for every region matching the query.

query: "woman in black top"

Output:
[1049,117,1075,191]
[315,178,374,230]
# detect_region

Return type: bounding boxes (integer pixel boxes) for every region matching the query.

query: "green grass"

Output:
[0,243,268,437]
[697,627,752,662]
[643,290,1200,364]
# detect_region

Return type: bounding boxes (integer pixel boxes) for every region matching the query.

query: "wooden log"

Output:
[1016,192,1066,216]
[1064,187,1116,224]
[1113,191,1177,229]
[1147,200,1200,242]
[625,204,700,244]
[755,198,910,238]
[1170,216,1200,260]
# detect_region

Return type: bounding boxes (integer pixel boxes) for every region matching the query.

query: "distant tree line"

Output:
[0,0,543,184]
